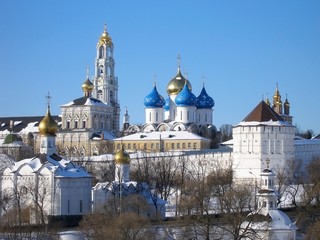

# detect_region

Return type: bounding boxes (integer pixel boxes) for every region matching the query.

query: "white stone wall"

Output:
[233,125,295,179]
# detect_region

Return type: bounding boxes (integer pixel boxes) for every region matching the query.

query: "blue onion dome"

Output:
[196,86,215,109]
[175,83,197,106]
[167,68,192,95]
[144,85,165,108]
[164,97,170,111]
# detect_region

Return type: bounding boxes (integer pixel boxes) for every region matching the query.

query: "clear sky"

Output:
[1,1,319,134]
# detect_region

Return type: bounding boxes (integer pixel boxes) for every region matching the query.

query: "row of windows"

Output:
[116,142,198,150]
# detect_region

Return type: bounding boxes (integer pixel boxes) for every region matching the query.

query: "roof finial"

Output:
[202,75,206,87]
[104,23,107,33]
[46,92,52,109]
[177,53,181,71]
[86,66,90,79]
[153,73,157,87]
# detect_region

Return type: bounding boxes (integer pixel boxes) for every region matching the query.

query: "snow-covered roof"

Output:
[268,209,298,230]
[61,96,109,108]
[115,130,210,142]
[93,180,166,205]
[236,120,290,127]
[5,154,91,178]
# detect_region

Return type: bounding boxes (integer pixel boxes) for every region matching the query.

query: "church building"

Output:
[0,102,92,225]
[115,58,219,152]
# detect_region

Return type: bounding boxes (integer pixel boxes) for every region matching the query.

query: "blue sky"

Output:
[1,1,319,134]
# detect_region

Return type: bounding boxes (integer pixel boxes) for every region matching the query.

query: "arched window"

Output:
[110,90,113,102]
[98,90,103,100]
[99,47,104,58]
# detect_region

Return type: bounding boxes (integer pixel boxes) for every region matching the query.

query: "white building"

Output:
[249,167,297,239]
[92,146,166,220]
[0,105,92,225]
[233,100,295,179]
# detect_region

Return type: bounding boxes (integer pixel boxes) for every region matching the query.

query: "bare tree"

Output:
[220,124,233,142]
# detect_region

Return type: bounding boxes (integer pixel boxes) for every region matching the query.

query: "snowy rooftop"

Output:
[61,96,109,108]
[5,154,91,178]
[115,130,210,142]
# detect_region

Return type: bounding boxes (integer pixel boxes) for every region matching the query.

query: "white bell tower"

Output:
[93,24,120,133]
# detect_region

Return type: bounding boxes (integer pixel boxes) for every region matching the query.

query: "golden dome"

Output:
[98,24,113,46]
[273,84,281,105]
[114,146,130,164]
[166,68,192,95]
[38,107,58,136]
[82,78,94,92]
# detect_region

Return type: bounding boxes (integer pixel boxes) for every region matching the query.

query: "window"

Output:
[265,179,268,186]
[66,121,70,129]
[180,111,182,120]
[82,121,86,128]
[75,121,78,129]
[128,143,131,149]
[188,143,191,148]
[182,143,186,148]
[171,143,175,149]
[68,200,70,213]
[187,111,189,120]
[80,200,83,213]
[99,47,104,58]
[101,122,104,129]
[270,201,273,208]
[205,113,207,122]
[133,143,136,149]
[117,144,120,149]
[98,90,103,100]
[149,112,151,122]
[193,143,197,149]
[262,201,266,207]
[177,143,180,149]
[156,112,158,122]
[151,143,154,149]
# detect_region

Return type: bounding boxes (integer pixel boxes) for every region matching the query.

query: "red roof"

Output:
[242,101,285,122]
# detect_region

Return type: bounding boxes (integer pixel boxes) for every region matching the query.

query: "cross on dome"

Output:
[46,92,52,109]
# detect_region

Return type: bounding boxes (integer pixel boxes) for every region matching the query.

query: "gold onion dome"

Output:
[38,107,58,136]
[98,24,113,46]
[114,146,130,164]
[166,68,192,95]
[82,78,94,92]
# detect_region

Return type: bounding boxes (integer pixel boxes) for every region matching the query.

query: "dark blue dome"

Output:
[164,97,170,111]
[196,86,214,109]
[175,84,196,107]
[144,85,165,108]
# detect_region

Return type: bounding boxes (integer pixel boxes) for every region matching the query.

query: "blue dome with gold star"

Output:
[144,85,165,108]
[196,86,214,109]
[175,84,196,107]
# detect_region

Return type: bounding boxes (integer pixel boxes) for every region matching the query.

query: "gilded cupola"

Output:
[38,106,58,136]
[82,77,94,97]
[166,67,192,95]
[114,146,130,164]
[98,24,113,46]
